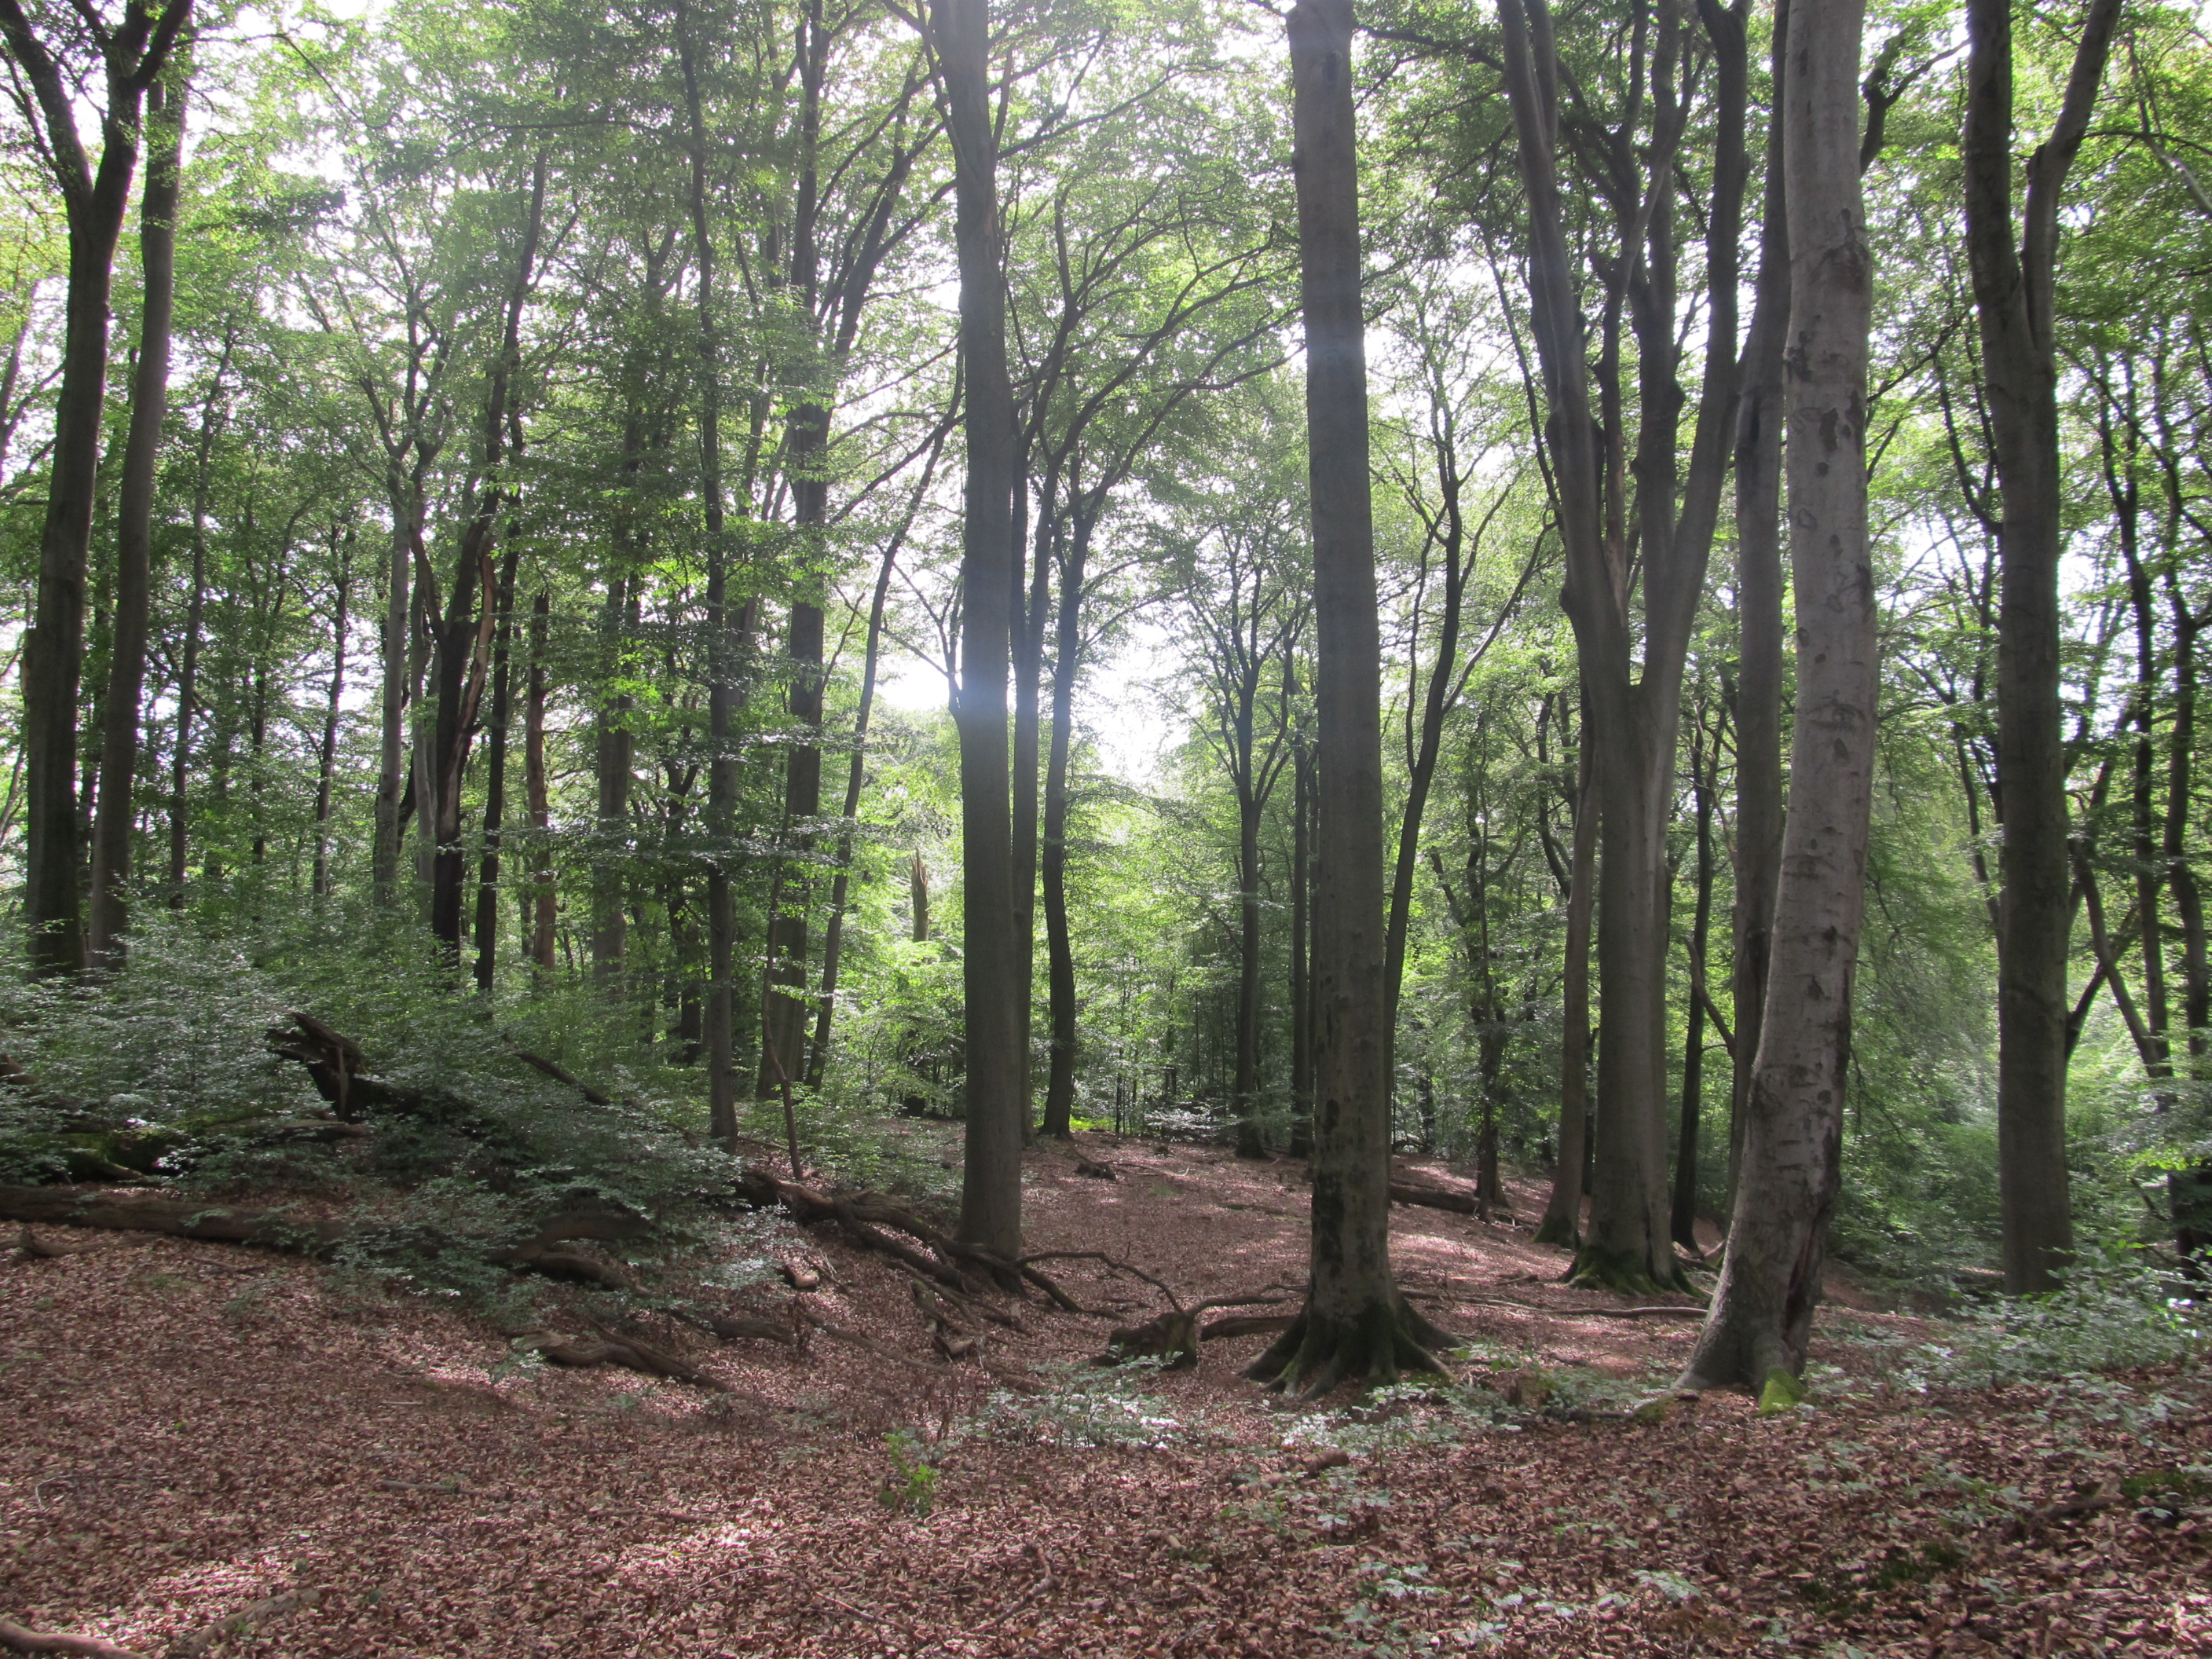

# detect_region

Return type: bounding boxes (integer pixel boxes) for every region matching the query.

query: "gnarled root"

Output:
[1243,1296,1454,1399]
[1566,1243,1688,1297]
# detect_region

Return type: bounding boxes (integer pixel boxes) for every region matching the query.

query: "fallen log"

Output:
[0,1188,348,1252]
[0,1620,152,1659]
[1389,1181,1480,1216]
[526,1328,723,1390]
[0,1188,644,1290]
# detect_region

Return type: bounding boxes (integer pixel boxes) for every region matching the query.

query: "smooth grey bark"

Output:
[2,0,192,972]
[1672,704,1719,1252]
[1040,496,1101,1139]
[1683,0,1873,1393]
[1496,0,1745,1291]
[674,0,742,1148]
[1962,0,2122,1295]
[1287,704,1313,1159]
[87,65,187,966]
[938,0,1024,1262]
[471,543,522,992]
[167,343,229,905]
[1727,0,1789,1218]
[1535,723,1595,1246]
[1248,0,1445,1396]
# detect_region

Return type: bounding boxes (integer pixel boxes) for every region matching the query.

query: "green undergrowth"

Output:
[0,911,745,1303]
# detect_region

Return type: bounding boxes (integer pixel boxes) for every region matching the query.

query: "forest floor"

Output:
[3,1132,2207,1658]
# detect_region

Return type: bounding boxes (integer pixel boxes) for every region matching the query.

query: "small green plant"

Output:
[877,1428,937,1518]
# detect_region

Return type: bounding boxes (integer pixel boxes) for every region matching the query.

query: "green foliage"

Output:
[1888,1249,2207,1389]
[951,1358,1188,1451]
[875,1428,938,1518]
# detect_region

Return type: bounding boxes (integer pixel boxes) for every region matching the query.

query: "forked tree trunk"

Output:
[1683,0,1873,1394]
[1962,0,2122,1295]
[7,0,192,972]
[938,0,1024,1262]
[1249,0,1445,1397]
[87,67,186,966]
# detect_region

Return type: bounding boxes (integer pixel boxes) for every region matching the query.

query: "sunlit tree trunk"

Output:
[1684,0,1872,1393]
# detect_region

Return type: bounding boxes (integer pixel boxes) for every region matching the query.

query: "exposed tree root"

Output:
[169,1589,320,1659]
[1200,1312,1296,1341]
[1102,1287,1301,1367]
[1244,1296,1455,1399]
[0,1620,151,1659]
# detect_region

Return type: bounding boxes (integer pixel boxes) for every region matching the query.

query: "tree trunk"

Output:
[167,355,225,906]
[1536,732,1596,1246]
[1249,0,1445,1397]
[1683,0,1873,1393]
[526,588,555,969]
[1963,0,2120,1295]
[310,533,352,899]
[1728,0,1789,1221]
[373,474,414,908]
[1040,500,1098,1138]
[87,68,186,966]
[591,572,635,981]
[1287,717,1313,1159]
[471,545,522,991]
[1232,772,1265,1159]
[674,0,742,1148]
[1672,708,1717,1252]
[760,403,830,1097]
[938,0,1024,1262]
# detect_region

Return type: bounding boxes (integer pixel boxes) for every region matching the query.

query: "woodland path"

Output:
[2,1137,2206,1657]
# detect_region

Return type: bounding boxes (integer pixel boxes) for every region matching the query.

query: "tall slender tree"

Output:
[1683,0,1873,1393]
[1962,0,2124,1295]
[1248,0,1446,1393]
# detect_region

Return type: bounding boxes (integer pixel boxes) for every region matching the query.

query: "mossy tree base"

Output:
[1566,1242,1689,1297]
[1243,1296,1454,1400]
[1531,1212,1578,1249]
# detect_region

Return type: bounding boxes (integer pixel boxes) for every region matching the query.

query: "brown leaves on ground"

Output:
[2,1137,2206,1657]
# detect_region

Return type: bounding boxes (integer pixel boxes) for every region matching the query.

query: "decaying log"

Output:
[1389,1181,1480,1216]
[1073,1158,1118,1180]
[525,1327,723,1390]
[0,1620,153,1659]
[510,1048,614,1107]
[0,1188,349,1252]
[168,1590,320,1659]
[1102,1286,1298,1367]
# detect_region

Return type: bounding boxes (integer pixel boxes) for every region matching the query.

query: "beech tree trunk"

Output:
[1249,0,1444,1396]
[1962,0,2122,1295]
[4,0,192,972]
[167,351,226,906]
[1040,501,1099,1139]
[526,588,555,969]
[472,545,522,991]
[1287,713,1313,1159]
[592,571,636,981]
[1672,707,1718,1252]
[939,0,1024,1262]
[1683,0,1873,1393]
[674,0,742,1147]
[310,532,351,899]
[1536,734,1595,1245]
[87,68,186,966]
[1728,0,1789,1219]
